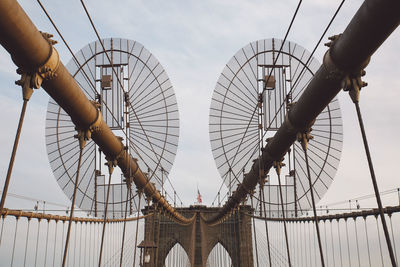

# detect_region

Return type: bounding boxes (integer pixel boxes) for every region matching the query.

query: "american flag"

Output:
[197,188,202,203]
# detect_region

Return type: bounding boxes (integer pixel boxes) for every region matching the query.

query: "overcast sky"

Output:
[0,0,399,212]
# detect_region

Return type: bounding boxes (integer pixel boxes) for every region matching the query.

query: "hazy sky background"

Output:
[0,0,399,212]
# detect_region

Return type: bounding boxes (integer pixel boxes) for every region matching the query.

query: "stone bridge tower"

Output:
[141,205,254,267]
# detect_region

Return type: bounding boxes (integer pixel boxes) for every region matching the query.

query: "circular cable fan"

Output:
[209,38,343,218]
[46,38,179,218]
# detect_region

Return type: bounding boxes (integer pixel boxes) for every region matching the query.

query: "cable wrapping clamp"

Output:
[74,101,103,149]
[14,32,60,101]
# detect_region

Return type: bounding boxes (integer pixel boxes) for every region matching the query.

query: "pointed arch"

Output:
[164,242,190,267]
[206,241,233,267]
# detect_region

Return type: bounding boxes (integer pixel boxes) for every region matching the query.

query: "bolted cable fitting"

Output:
[273,159,285,176]
[104,157,118,175]
[342,69,368,103]
[74,129,89,150]
[73,101,103,149]
[39,31,58,46]
[324,34,342,48]
[297,128,314,151]
[14,31,59,101]
[15,69,34,101]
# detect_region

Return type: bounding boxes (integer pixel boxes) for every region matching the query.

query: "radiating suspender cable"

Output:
[0,216,4,246]
[250,195,260,267]
[375,215,385,267]
[330,221,336,267]
[23,218,31,267]
[364,217,372,267]
[73,223,77,265]
[120,183,131,267]
[62,135,84,267]
[352,95,397,266]
[53,221,58,267]
[132,191,142,267]
[260,184,272,267]
[354,218,361,267]
[155,208,161,265]
[345,219,351,267]
[0,90,32,215]
[389,214,398,265]
[98,159,115,267]
[337,219,343,267]
[10,217,19,267]
[44,219,50,267]
[274,162,292,267]
[61,221,65,264]
[323,221,328,266]
[34,219,41,267]
[301,139,325,267]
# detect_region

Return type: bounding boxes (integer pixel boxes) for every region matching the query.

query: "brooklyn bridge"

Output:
[0,0,399,266]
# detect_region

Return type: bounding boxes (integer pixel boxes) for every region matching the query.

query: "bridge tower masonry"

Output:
[141,205,254,267]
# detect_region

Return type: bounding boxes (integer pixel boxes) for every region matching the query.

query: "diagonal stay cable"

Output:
[218,0,303,193]
[79,0,173,189]
[39,0,186,216]
[36,0,145,168]
[223,0,346,202]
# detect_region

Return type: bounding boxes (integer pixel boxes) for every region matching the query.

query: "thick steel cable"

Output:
[73,222,77,266]
[261,184,272,267]
[353,218,361,267]
[119,184,131,267]
[306,221,310,265]
[303,147,325,266]
[39,0,186,213]
[0,99,29,214]
[10,217,19,267]
[344,219,351,267]
[132,191,142,267]
[291,0,346,91]
[276,172,292,266]
[263,0,303,92]
[88,222,92,266]
[364,218,372,267]
[389,215,399,265]
[221,0,346,198]
[36,0,131,142]
[155,209,161,265]
[330,222,336,267]
[260,0,346,142]
[79,0,169,189]
[210,0,303,201]
[34,219,41,267]
[336,220,343,266]
[60,221,65,265]
[376,216,385,266]
[323,221,328,266]
[0,216,4,246]
[79,222,83,266]
[52,221,57,266]
[62,145,83,267]
[44,220,50,267]
[98,169,113,267]
[23,218,31,267]
[354,101,397,266]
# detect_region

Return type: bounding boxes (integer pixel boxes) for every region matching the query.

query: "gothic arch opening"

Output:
[164,242,190,267]
[206,242,233,267]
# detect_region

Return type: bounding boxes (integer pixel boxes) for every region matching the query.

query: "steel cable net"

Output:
[46,38,179,218]
[209,38,343,218]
